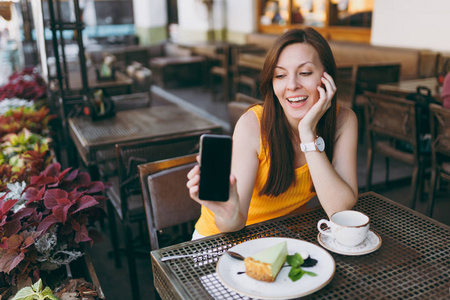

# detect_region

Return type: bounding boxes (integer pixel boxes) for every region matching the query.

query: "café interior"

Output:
[0,0,449,299]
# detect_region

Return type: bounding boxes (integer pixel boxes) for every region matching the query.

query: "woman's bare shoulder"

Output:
[233,109,261,150]
[236,109,260,131]
[336,106,358,132]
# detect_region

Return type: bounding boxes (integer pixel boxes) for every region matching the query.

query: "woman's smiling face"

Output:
[272,42,324,125]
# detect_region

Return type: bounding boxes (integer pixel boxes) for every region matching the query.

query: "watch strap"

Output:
[300,136,325,153]
[301,141,317,152]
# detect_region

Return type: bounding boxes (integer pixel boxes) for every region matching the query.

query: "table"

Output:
[68,105,222,179]
[377,77,442,101]
[68,68,133,96]
[151,192,450,299]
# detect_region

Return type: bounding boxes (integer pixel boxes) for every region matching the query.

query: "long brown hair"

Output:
[259,27,337,197]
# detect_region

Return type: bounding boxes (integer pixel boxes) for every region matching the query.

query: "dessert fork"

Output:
[161,250,245,262]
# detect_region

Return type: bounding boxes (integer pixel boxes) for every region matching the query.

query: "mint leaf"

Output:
[286,253,303,267]
[304,270,317,277]
[289,267,305,281]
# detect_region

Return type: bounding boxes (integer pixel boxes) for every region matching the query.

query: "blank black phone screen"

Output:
[198,134,232,201]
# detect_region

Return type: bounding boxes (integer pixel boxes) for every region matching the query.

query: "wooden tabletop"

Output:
[150,192,450,299]
[68,68,133,91]
[68,105,222,167]
[377,77,442,100]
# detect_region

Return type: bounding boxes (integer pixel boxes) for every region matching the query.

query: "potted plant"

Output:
[0,105,55,137]
[0,162,106,297]
[0,128,53,192]
[0,68,48,102]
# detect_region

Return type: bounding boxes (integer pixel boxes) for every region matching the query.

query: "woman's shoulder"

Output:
[235,106,261,134]
[233,106,261,150]
[335,105,358,136]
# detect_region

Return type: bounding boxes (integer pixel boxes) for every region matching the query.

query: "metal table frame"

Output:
[151,192,450,299]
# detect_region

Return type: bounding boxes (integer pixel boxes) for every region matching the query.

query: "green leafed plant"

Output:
[12,278,60,300]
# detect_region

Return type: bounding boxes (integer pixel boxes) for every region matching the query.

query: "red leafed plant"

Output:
[0,162,106,286]
[0,67,47,101]
[0,106,55,137]
[0,128,54,192]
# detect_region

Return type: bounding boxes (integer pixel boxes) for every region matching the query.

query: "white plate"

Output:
[317,229,382,256]
[216,237,335,299]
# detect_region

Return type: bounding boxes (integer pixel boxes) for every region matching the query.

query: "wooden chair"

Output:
[104,132,208,300]
[231,46,266,99]
[427,104,450,217]
[227,93,263,131]
[96,92,153,179]
[339,63,401,141]
[364,91,427,209]
[138,153,200,251]
[210,44,233,102]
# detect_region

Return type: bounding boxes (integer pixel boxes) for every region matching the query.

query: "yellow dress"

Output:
[195,105,316,236]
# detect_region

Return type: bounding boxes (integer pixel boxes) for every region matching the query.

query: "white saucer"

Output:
[317,229,382,256]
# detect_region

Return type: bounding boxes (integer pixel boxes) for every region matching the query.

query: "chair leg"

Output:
[107,201,122,268]
[385,157,390,186]
[210,75,220,102]
[124,223,140,300]
[149,228,160,251]
[409,166,419,209]
[426,170,438,217]
[222,74,230,102]
[365,147,374,192]
[417,163,426,202]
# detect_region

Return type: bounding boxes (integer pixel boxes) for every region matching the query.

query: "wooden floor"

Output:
[83,85,449,300]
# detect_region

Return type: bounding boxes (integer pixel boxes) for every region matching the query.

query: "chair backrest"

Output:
[227,93,263,131]
[138,153,200,250]
[364,91,419,156]
[125,49,149,68]
[351,63,401,109]
[429,103,450,157]
[115,131,210,217]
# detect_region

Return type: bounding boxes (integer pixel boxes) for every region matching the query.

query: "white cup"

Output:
[317,210,370,247]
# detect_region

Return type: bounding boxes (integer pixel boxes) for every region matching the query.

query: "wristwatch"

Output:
[300,136,325,153]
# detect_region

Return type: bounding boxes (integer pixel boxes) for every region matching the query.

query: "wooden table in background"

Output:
[377,77,441,101]
[151,192,450,299]
[68,105,222,179]
[68,68,133,96]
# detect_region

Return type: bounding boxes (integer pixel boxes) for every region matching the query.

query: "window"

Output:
[258,0,373,43]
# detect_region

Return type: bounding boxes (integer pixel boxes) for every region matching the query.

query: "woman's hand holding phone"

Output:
[186,134,241,223]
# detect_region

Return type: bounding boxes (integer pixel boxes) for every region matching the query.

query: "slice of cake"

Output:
[244,241,288,282]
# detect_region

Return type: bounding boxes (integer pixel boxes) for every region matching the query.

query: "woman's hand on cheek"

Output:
[298,72,336,140]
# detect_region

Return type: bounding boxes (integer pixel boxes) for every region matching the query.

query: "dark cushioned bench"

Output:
[149,56,206,89]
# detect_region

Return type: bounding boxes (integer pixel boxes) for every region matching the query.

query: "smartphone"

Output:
[198,134,232,201]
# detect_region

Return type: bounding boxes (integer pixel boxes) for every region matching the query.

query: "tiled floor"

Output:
[86,85,449,300]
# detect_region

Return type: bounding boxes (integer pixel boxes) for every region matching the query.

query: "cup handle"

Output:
[317,219,333,237]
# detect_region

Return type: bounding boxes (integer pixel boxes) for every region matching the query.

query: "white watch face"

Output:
[316,136,325,152]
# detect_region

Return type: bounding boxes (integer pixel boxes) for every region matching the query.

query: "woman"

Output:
[187,27,358,238]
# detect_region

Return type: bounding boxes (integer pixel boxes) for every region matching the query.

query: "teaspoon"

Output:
[161,250,245,262]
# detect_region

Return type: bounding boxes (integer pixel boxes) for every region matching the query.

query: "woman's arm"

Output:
[299,73,358,217]
[305,107,358,217]
[186,109,261,232]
